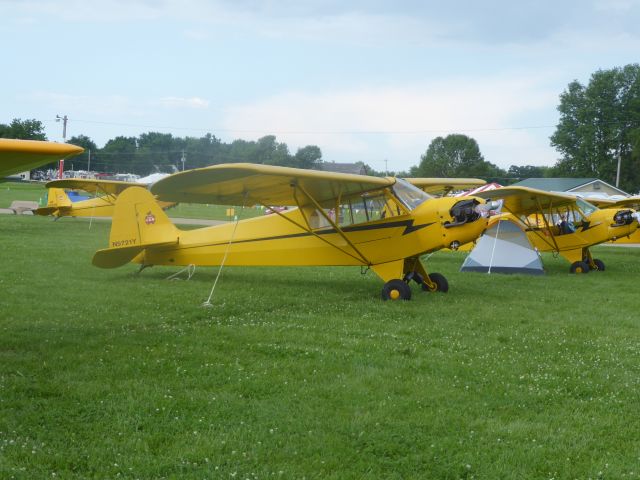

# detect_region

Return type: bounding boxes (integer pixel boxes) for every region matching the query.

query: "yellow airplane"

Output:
[0,138,83,178]
[408,178,486,196]
[92,163,495,300]
[588,196,640,245]
[474,186,638,273]
[35,178,175,218]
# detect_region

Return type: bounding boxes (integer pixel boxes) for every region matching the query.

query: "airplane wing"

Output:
[581,197,616,208]
[610,195,640,210]
[473,186,583,216]
[150,163,394,207]
[0,139,83,178]
[45,178,146,196]
[407,178,486,196]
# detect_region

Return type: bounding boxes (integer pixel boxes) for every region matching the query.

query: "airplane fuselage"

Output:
[135,196,487,275]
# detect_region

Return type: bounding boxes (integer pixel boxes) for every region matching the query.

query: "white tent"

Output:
[460,218,544,275]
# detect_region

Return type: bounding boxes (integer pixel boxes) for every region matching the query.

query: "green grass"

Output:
[2,214,640,479]
[0,182,49,206]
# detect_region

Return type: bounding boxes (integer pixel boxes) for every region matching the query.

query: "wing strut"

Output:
[244,190,372,266]
[294,182,372,265]
[533,197,561,253]
[502,198,559,253]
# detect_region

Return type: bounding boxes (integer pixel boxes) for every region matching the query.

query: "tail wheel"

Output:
[569,261,590,274]
[421,272,449,293]
[381,279,412,301]
[592,258,605,271]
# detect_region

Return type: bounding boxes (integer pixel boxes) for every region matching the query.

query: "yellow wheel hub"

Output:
[389,289,401,300]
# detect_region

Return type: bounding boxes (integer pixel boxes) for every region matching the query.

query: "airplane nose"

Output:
[444,199,482,228]
[613,209,635,226]
[440,197,488,250]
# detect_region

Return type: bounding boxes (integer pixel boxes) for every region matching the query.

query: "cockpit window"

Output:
[576,198,597,217]
[392,178,432,211]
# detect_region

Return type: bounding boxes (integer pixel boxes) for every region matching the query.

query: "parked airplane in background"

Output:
[92,163,496,300]
[0,139,83,178]
[475,186,638,273]
[35,177,174,218]
[408,178,486,196]
[586,195,640,245]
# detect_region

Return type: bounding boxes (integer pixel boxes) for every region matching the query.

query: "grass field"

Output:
[2,212,640,479]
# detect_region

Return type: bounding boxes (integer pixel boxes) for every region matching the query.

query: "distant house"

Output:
[318,162,368,175]
[511,178,629,197]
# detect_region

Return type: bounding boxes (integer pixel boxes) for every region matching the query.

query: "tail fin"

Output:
[34,188,72,216]
[93,186,179,268]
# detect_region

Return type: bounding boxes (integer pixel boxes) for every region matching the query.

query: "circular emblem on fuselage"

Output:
[145,212,156,225]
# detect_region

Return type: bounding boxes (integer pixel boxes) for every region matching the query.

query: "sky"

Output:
[2,0,640,173]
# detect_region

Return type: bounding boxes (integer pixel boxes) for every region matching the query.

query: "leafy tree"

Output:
[506,164,552,180]
[138,132,179,174]
[0,118,47,140]
[293,145,322,169]
[551,64,640,192]
[99,136,138,174]
[182,133,223,168]
[66,134,98,171]
[412,134,505,179]
[254,135,290,166]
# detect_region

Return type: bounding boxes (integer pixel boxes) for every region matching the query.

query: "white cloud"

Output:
[221,75,560,169]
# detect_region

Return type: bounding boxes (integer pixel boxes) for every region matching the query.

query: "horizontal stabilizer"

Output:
[34,206,61,216]
[92,241,177,268]
[93,245,146,269]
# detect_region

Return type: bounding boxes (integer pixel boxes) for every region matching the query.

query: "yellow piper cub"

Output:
[35,178,174,218]
[589,196,640,245]
[474,186,638,273]
[93,163,493,300]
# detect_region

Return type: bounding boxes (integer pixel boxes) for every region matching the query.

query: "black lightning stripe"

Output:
[179,219,436,249]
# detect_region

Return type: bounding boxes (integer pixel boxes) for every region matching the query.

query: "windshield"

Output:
[392,178,433,211]
[576,198,598,217]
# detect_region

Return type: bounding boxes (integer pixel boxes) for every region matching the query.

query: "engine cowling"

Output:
[444,199,481,228]
[613,209,635,226]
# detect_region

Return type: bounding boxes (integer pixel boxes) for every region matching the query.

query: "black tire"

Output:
[592,258,605,271]
[569,261,590,274]
[381,279,412,301]
[421,272,449,293]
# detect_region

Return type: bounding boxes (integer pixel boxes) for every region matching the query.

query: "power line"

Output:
[43,117,559,135]
[44,116,640,137]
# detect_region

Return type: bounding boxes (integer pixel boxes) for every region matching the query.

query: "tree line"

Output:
[3,63,639,191]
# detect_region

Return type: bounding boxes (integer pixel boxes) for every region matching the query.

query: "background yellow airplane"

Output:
[92,163,494,300]
[35,178,175,218]
[408,178,486,196]
[0,138,83,178]
[474,186,638,273]
[588,196,640,245]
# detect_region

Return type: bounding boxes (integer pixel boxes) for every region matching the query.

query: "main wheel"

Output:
[421,272,449,293]
[381,279,412,301]
[569,261,590,274]
[592,258,605,271]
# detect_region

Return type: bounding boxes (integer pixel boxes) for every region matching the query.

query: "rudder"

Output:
[93,186,179,268]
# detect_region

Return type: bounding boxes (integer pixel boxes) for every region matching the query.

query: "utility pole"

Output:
[56,114,68,142]
[384,158,388,176]
[181,150,186,171]
[615,150,622,188]
[87,149,91,173]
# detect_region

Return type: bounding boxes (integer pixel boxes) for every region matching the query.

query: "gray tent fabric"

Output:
[461,218,544,275]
